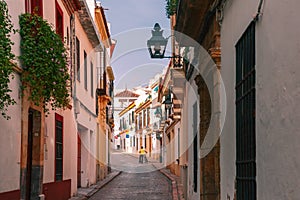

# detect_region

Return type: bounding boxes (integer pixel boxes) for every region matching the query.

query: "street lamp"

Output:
[147,23,183,68]
[147,23,168,59]
[163,91,172,110]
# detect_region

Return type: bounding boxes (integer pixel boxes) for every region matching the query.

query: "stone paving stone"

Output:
[88,152,173,200]
[88,171,172,200]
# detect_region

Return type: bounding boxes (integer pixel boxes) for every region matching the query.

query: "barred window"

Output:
[235,21,256,200]
[84,51,87,90]
[55,114,63,181]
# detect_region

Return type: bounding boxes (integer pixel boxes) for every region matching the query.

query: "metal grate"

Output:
[235,21,256,200]
[55,116,63,181]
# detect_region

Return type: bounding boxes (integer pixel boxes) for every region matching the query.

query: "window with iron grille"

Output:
[76,37,80,81]
[55,114,63,181]
[84,51,87,90]
[193,102,198,192]
[235,21,256,200]
[91,62,94,97]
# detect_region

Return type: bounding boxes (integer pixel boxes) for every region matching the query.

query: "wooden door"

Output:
[26,110,33,200]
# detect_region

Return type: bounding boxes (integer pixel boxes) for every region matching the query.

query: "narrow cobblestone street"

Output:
[89,171,172,200]
[88,151,172,200]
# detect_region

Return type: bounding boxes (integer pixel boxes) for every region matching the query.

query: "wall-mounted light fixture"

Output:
[147,23,182,68]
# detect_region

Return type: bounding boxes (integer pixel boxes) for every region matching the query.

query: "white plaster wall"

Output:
[0,74,22,193]
[62,110,78,195]
[220,1,259,199]
[43,113,55,183]
[0,0,22,194]
[79,128,90,187]
[0,1,23,192]
[256,1,300,199]
[75,15,97,115]
[74,12,98,188]
[43,109,78,195]
[185,79,199,200]
[221,0,300,199]
[6,0,23,63]
[42,0,78,195]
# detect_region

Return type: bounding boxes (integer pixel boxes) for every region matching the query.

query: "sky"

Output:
[101,0,170,89]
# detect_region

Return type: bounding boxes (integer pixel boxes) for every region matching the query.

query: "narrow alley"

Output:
[75,151,175,200]
[1,0,300,200]
[89,171,172,200]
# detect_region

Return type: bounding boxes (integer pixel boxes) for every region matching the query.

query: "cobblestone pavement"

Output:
[88,151,172,200]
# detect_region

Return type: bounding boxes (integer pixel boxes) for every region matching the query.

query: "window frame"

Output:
[55,113,64,182]
[55,1,64,40]
[90,61,94,97]
[76,37,80,82]
[235,21,257,200]
[25,0,43,17]
[84,51,87,90]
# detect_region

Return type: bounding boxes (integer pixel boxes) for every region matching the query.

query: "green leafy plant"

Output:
[165,0,178,18]
[19,13,70,114]
[0,0,16,119]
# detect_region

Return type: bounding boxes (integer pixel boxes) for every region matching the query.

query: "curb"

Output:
[86,171,122,198]
[159,169,179,200]
[69,171,122,200]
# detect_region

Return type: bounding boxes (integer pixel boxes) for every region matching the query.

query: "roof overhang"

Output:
[95,6,112,48]
[61,0,81,15]
[77,0,101,49]
[119,102,135,117]
[175,0,212,45]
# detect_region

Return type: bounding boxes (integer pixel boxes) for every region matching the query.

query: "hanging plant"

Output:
[165,0,178,18]
[19,13,70,114]
[0,0,16,119]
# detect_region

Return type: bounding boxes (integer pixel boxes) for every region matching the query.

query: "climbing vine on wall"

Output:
[19,13,70,113]
[0,0,16,119]
[165,0,178,18]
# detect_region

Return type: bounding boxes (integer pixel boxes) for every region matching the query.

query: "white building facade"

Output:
[220,1,300,199]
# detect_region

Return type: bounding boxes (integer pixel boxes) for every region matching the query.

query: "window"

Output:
[139,113,142,130]
[76,37,80,81]
[193,102,198,192]
[147,108,150,126]
[143,110,146,128]
[84,51,87,90]
[132,111,134,122]
[91,62,93,97]
[235,21,256,200]
[55,1,63,39]
[25,0,43,17]
[55,114,63,181]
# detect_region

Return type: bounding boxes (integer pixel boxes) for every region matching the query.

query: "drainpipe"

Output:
[254,0,264,21]
[70,13,78,119]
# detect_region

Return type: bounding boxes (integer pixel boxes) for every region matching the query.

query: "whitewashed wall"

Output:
[74,9,99,188]
[0,74,22,193]
[0,0,24,194]
[221,0,300,199]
